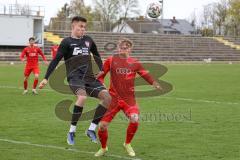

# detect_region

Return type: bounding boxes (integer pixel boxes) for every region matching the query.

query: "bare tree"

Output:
[203,4,211,27]
[228,0,240,36]
[198,0,240,36]
[188,9,197,29]
[57,3,70,19]
[94,0,120,31]
[49,3,70,30]
[50,0,101,31]
[69,0,92,19]
[214,0,228,35]
[69,0,97,31]
[118,0,140,32]
[201,1,228,36]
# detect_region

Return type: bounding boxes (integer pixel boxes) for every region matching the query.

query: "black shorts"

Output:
[68,76,106,98]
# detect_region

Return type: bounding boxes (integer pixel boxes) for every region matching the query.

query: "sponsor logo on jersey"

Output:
[116,68,132,74]
[72,47,89,56]
[85,41,90,47]
[29,52,36,57]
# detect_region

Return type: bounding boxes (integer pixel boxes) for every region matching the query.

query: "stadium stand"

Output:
[0,4,239,62]
[1,31,240,62]
[43,31,240,61]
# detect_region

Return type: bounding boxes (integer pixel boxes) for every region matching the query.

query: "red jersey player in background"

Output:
[50,43,59,59]
[20,37,48,95]
[94,38,162,157]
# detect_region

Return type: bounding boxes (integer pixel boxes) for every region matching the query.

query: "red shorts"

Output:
[101,98,139,123]
[24,67,40,76]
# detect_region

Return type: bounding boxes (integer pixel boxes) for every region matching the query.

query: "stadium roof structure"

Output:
[126,19,163,33]
[159,17,196,35]
[112,17,196,35]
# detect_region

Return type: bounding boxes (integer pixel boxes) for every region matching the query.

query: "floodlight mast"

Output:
[159,0,163,19]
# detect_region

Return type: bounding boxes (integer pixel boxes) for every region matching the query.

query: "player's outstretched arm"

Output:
[136,61,163,91]
[38,50,63,90]
[43,41,65,81]
[39,39,66,90]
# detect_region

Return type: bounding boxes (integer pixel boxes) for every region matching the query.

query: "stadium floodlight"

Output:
[159,0,164,19]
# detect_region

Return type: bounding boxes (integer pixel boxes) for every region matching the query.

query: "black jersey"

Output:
[44,35,103,81]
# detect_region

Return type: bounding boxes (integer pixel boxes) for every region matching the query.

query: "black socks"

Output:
[71,105,83,126]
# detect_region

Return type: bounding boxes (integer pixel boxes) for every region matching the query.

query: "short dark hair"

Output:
[71,16,87,23]
[29,37,35,42]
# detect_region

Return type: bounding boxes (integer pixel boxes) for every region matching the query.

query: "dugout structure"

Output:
[0,4,44,47]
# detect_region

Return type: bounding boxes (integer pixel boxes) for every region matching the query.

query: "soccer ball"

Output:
[147,2,162,19]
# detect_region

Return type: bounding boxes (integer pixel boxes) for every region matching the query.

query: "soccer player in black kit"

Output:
[39,16,111,145]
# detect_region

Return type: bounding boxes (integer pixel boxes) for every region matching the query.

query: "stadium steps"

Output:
[1,53,240,62]
[44,32,63,44]
[223,37,240,45]
[43,31,240,61]
[0,54,52,61]
[1,31,240,61]
[213,37,240,50]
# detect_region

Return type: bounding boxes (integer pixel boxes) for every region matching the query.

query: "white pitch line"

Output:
[160,96,239,105]
[0,85,239,105]
[0,85,53,92]
[0,138,142,160]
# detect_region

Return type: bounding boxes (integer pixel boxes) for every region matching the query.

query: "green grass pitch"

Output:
[0,63,239,160]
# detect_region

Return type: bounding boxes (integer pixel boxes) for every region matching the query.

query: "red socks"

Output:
[33,79,38,89]
[24,78,38,90]
[98,122,139,148]
[24,79,28,90]
[125,122,139,144]
[98,129,108,149]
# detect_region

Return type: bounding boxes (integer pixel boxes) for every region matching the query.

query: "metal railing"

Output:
[0,4,44,17]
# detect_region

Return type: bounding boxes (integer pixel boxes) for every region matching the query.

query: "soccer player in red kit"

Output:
[94,38,161,157]
[20,37,48,95]
[50,44,59,59]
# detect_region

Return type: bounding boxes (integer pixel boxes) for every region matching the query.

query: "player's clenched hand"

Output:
[153,81,162,90]
[39,79,48,89]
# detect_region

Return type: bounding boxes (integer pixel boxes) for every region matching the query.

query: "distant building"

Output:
[0,4,44,46]
[112,16,196,35]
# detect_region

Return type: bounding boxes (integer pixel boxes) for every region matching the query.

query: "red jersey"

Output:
[98,55,154,105]
[51,45,59,59]
[20,46,47,68]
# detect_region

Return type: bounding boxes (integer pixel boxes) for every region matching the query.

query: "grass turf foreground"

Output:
[0,63,239,160]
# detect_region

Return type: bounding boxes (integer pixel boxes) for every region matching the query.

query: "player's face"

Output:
[29,39,35,46]
[72,21,86,37]
[118,42,132,56]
